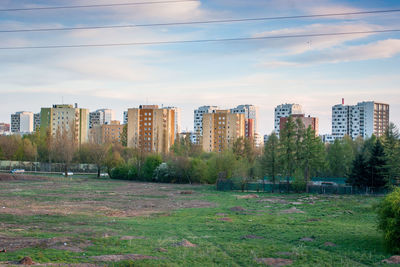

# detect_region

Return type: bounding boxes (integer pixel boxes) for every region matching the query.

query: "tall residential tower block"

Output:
[40,104,89,145]
[127,105,175,153]
[202,110,245,152]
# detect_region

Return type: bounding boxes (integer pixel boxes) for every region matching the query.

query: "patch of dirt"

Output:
[0,173,48,181]
[324,242,337,247]
[259,198,289,204]
[255,257,293,266]
[216,213,227,216]
[120,236,147,240]
[91,254,160,262]
[300,237,314,242]
[230,206,246,212]
[280,207,304,214]
[382,255,400,264]
[306,218,321,222]
[172,239,197,247]
[241,235,264,239]
[180,191,193,195]
[155,247,168,253]
[218,217,232,222]
[236,194,259,199]
[290,202,303,205]
[19,256,33,265]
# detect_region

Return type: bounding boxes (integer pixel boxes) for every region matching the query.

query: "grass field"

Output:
[0,175,396,266]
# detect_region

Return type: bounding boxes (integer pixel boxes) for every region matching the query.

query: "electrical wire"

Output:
[0,29,399,50]
[0,0,198,12]
[1,9,400,33]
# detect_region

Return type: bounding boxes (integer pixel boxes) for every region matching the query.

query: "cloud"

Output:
[253,22,379,55]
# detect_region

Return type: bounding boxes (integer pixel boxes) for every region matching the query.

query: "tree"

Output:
[348,152,368,187]
[382,123,400,186]
[300,127,325,192]
[232,137,256,163]
[279,116,297,192]
[141,154,162,181]
[0,135,20,160]
[50,125,77,177]
[121,124,127,147]
[261,132,280,192]
[294,117,305,166]
[366,139,388,189]
[83,143,109,177]
[326,136,354,178]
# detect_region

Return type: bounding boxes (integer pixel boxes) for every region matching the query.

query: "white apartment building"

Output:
[230,104,259,137]
[11,111,34,134]
[331,101,389,140]
[89,109,115,128]
[165,106,181,137]
[193,105,219,144]
[274,104,303,134]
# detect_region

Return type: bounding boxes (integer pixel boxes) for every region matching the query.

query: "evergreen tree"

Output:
[366,139,388,188]
[348,152,368,187]
[300,127,326,191]
[279,116,297,192]
[261,132,280,192]
[382,123,400,186]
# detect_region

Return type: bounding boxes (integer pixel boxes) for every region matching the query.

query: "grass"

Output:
[0,176,396,266]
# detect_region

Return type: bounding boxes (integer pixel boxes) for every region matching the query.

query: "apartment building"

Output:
[280,114,319,136]
[90,120,123,144]
[230,104,259,137]
[202,110,245,152]
[331,100,389,140]
[127,105,175,153]
[34,113,41,132]
[165,106,181,137]
[11,111,34,134]
[89,109,115,129]
[193,105,219,144]
[40,104,89,145]
[274,104,303,135]
[123,111,128,125]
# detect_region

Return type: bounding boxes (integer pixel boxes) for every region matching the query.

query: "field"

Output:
[0,174,396,266]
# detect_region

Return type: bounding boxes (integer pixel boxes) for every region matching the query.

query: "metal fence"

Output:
[0,160,98,173]
[216,179,391,195]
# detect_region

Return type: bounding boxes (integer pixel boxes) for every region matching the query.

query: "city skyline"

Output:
[1,0,400,134]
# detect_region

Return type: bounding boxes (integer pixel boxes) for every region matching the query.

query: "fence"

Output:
[0,160,98,173]
[216,179,391,195]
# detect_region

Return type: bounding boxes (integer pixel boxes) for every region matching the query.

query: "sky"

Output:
[0,0,399,135]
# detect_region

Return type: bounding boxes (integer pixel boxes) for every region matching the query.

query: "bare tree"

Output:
[50,124,77,177]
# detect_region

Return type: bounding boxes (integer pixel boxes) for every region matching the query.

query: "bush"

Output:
[110,164,130,180]
[376,187,400,253]
[141,154,162,181]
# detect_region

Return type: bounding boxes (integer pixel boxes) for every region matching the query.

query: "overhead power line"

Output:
[1,9,400,33]
[0,29,399,50]
[0,0,198,12]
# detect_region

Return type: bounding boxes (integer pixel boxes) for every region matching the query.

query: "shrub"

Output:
[110,164,130,180]
[376,187,400,253]
[141,154,162,181]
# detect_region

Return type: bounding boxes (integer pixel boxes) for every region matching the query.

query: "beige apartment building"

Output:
[202,110,245,152]
[90,120,123,145]
[127,105,175,153]
[40,104,89,145]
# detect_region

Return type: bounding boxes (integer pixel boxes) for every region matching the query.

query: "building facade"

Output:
[280,114,319,136]
[89,109,115,129]
[127,105,175,153]
[230,104,259,137]
[202,110,245,152]
[193,105,219,144]
[274,104,303,135]
[331,101,389,140]
[11,111,34,134]
[40,104,89,145]
[90,120,123,144]
[165,106,181,137]
[34,113,41,132]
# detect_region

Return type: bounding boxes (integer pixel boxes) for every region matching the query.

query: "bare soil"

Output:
[255,257,293,266]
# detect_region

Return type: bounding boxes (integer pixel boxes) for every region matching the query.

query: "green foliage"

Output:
[366,139,388,188]
[261,132,280,190]
[141,154,162,181]
[110,164,130,180]
[348,153,368,187]
[121,124,127,147]
[292,168,306,192]
[377,187,400,253]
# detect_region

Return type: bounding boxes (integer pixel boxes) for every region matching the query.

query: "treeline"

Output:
[0,118,399,188]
